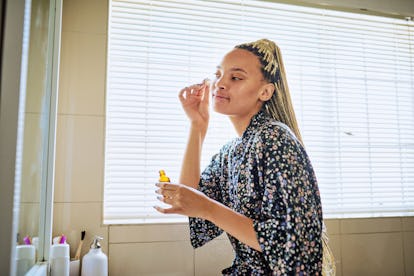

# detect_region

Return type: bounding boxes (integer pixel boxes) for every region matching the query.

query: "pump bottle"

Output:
[81,236,108,276]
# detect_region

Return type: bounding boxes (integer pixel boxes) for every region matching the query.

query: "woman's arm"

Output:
[154,182,261,251]
[178,80,210,189]
[205,198,262,251]
[179,125,205,189]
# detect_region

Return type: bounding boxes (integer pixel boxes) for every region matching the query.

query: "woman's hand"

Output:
[178,79,210,131]
[154,182,262,251]
[154,182,212,219]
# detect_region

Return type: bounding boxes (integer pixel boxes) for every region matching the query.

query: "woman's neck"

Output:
[229,109,261,137]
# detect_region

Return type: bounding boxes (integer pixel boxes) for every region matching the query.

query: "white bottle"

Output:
[50,243,70,276]
[15,245,35,276]
[81,236,108,276]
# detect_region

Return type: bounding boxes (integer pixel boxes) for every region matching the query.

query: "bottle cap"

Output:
[50,244,69,258]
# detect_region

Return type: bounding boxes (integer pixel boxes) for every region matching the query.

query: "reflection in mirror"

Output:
[16,0,51,273]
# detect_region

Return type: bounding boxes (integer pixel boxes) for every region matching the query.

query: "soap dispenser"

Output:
[81,236,108,276]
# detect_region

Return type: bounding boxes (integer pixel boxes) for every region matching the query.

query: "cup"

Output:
[50,243,70,276]
[70,259,80,276]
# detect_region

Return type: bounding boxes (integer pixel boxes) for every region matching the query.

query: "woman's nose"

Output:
[215,76,226,90]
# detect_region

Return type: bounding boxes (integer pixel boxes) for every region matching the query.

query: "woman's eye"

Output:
[232,76,242,81]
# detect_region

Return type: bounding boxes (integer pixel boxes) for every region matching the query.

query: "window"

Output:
[104,0,414,224]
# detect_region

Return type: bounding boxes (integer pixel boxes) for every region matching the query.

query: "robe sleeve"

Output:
[252,126,323,273]
[188,152,225,248]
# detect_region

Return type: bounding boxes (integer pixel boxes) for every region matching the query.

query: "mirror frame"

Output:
[37,0,62,262]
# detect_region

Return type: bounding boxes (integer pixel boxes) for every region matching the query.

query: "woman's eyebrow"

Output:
[216,66,248,74]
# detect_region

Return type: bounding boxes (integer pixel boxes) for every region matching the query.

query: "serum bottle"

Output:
[158,170,170,183]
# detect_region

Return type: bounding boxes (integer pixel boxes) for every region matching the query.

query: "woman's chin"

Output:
[212,105,229,115]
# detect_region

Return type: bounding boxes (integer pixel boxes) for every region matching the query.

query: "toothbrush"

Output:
[74,230,86,260]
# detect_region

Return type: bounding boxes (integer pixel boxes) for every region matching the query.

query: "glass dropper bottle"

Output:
[158,170,170,183]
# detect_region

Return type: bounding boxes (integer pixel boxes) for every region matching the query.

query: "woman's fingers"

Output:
[178,82,207,101]
[178,87,186,102]
[154,183,210,218]
[155,182,177,190]
[154,192,181,214]
[155,188,175,198]
[155,182,178,200]
[201,79,210,105]
[156,195,174,204]
[154,183,183,211]
[153,205,179,214]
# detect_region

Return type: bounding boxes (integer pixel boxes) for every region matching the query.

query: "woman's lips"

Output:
[213,93,230,101]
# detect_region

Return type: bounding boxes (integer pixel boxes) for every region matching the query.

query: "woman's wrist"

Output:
[201,196,217,221]
[190,121,208,138]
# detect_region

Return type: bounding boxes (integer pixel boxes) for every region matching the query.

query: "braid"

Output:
[235,39,303,144]
[237,39,336,276]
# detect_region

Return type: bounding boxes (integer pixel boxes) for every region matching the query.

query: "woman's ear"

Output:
[259,83,275,102]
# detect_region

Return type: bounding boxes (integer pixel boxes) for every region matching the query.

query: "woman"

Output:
[155,39,333,275]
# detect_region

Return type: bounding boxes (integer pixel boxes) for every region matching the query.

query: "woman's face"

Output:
[212,48,269,119]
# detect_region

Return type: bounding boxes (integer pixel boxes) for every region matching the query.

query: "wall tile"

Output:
[109,223,190,243]
[53,202,108,259]
[403,231,414,276]
[326,234,342,276]
[58,31,106,116]
[194,238,234,276]
[402,217,414,231]
[325,219,340,234]
[109,241,193,276]
[340,217,402,234]
[54,115,104,203]
[341,232,404,276]
[62,0,108,34]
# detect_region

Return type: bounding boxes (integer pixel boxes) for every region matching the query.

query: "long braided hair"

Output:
[235,39,336,276]
[235,39,303,144]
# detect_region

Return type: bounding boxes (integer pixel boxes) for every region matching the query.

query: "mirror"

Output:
[16,0,61,272]
[17,0,50,247]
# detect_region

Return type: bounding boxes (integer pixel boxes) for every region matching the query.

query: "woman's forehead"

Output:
[218,48,261,73]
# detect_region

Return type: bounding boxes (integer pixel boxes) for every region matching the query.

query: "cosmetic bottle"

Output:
[15,245,35,276]
[81,236,108,276]
[159,170,170,182]
[50,243,70,276]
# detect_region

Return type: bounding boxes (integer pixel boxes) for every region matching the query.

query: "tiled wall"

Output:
[53,0,108,255]
[53,0,414,275]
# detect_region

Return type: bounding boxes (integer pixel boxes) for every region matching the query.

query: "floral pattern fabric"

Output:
[189,111,323,275]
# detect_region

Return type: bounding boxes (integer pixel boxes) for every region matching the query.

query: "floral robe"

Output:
[189,111,323,275]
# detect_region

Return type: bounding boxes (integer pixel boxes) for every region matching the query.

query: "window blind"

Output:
[104,0,414,224]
